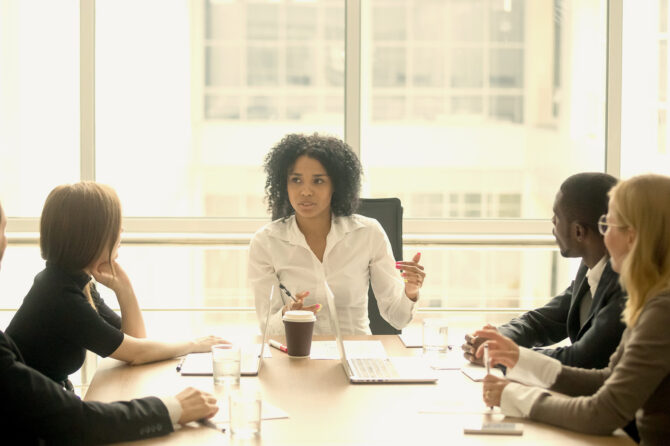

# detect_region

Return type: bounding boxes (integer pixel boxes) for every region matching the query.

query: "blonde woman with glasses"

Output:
[6,182,229,389]
[475,174,670,445]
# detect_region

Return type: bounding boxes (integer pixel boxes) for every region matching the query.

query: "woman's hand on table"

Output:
[190,336,231,353]
[482,375,509,408]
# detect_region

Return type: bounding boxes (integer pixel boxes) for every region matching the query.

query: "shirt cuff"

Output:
[404,288,419,302]
[500,382,546,418]
[401,290,419,322]
[159,396,183,426]
[506,347,562,388]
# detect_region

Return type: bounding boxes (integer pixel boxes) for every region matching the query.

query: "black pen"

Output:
[198,418,225,433]
[279,283,298,303]
[175,356,186,372]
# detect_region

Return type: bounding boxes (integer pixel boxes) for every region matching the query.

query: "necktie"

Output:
[578,284,593,328]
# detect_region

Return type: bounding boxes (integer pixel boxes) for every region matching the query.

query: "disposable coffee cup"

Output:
[283,310,316,358]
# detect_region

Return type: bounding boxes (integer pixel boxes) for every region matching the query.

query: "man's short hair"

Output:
[559,172,618,234]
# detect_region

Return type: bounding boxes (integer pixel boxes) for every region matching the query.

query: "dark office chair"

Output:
[356,198,403,335]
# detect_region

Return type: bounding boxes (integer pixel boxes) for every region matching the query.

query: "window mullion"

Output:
[606,0,623,178]
[80,0,96,181]
[345,0,361,157]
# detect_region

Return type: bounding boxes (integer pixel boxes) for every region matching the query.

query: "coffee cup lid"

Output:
[283,310,316,322]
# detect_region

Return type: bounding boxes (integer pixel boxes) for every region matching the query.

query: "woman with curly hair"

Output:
[248,133,425,335]
[477,174,670,445]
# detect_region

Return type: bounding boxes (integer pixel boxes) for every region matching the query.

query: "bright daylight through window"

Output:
[2,0,667,330]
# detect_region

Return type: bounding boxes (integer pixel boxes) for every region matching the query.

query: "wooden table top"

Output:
[84,335,633,445]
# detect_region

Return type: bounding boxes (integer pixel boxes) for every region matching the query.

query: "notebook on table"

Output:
[324,281,437,384]
[180,285,274,377]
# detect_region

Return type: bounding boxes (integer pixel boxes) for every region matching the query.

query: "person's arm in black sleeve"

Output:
[90,283,122,330]
[59,287,125,357]
[497,280,574,348]
[533,290,626,368]
[0,332,172,446]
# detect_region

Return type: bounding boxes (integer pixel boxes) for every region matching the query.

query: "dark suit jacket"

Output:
[498,260,627,369]
[0,330,173,445]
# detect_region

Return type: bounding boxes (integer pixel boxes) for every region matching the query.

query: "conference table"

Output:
[84,335,634,445]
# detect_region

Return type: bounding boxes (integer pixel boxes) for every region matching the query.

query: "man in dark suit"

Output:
[463,172,626,369]
[0,202,219,445]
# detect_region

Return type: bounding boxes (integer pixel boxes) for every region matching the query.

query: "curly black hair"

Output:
[263,133,362,220]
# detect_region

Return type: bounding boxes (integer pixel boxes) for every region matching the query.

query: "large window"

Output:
[0,0,80,217]
[361,0,607,220]
[620,0,670,176]
[2,0,655,320]
[95,0,344,218]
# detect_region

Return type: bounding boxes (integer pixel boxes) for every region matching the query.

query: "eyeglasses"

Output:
[598,214,626,235]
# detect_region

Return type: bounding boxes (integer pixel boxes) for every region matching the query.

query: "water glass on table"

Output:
[212,344,241,391]
[422,318,450,355]
[229,389,262,438]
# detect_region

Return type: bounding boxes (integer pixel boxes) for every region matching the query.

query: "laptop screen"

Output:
[324,281,354,377]
[256,284,274,373]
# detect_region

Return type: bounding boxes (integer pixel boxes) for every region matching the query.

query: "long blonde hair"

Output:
[610,174,670,326]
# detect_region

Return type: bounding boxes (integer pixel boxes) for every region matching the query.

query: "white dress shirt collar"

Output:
[586,255,608,296]
[266,214,367,249]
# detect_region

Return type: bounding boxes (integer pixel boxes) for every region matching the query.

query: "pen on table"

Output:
[175,356,186,372]
[269,339,288,353]
[279,283,298,303]
[198,418,225,433]
[484,343,493,410]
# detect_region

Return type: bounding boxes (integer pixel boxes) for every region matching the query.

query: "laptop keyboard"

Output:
[349,358,400,379]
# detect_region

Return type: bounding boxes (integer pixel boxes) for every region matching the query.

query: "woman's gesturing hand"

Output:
[474,328,520,369]
[396,252,425,300]
[281,291,321,315]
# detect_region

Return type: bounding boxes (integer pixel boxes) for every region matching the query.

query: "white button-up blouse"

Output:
[248,214,417,335]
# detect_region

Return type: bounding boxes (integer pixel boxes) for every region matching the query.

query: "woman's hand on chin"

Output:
[91,260,132,294]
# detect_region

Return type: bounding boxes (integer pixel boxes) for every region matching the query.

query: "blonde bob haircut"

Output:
[40,182,121,274]
[610,174,670,327]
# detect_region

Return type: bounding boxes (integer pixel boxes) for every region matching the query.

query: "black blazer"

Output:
[498,260,627,369]
[0,330,173,445]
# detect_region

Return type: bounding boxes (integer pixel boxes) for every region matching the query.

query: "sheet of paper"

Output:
[426,354,467,370]
[419,390,504,415]
[398,327,422,348]
[419,399,503,415]
[460,363,505,382]
[210,401,289,424]
[309,340,388,360]
[180,344,271,376]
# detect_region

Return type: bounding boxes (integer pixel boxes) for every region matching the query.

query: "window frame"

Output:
[6,0,622,238]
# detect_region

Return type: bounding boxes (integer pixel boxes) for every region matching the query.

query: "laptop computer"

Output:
[180,285,274,377]
[324,281,437,384]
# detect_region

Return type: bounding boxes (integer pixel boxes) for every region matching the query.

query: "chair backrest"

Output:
[356,198,403,334]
